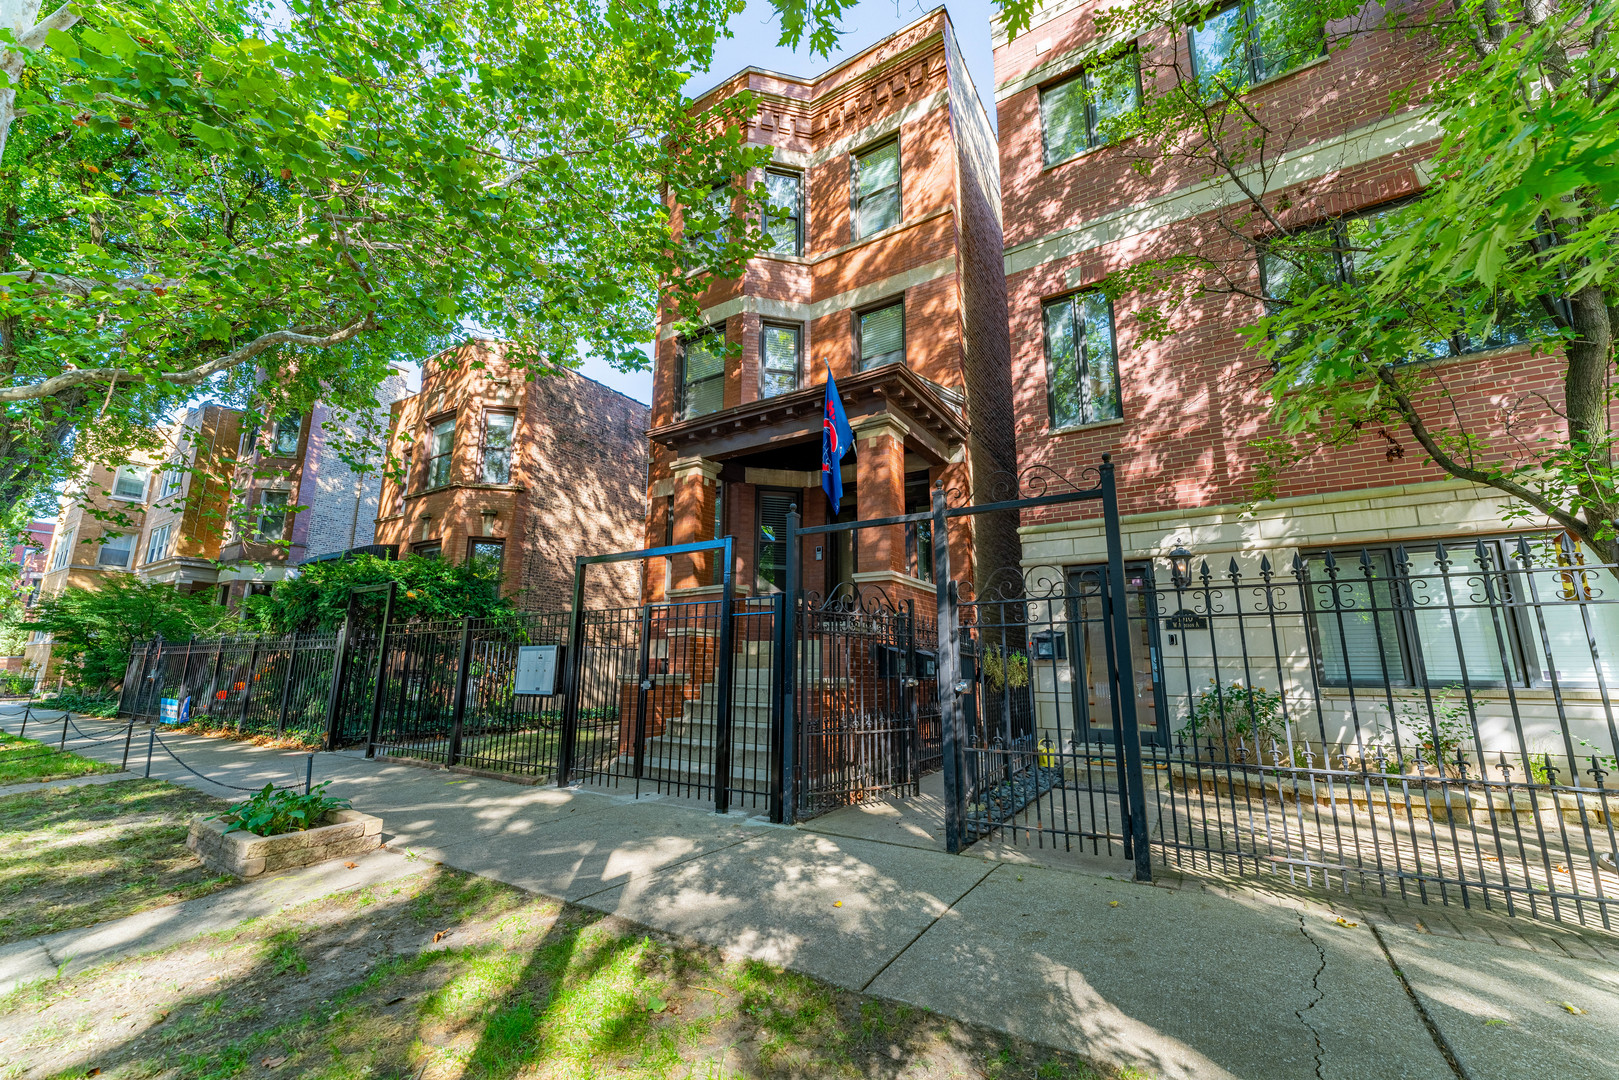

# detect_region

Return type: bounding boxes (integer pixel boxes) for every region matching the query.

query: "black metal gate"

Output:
[558,538,784,816]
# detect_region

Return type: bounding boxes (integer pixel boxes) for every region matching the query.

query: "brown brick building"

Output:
[645,8,1016,610]
[375,340,650,611]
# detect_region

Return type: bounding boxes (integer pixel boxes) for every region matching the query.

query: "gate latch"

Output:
[640,679,653,691]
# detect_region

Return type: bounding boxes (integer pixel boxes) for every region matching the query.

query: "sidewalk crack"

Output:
[1295,913,1327,1080]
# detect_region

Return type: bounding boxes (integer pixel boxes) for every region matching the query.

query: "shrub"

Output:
[245,553,518,634]
[28,578,241,689]
[40,689,119,716]
[217,781,352,837]
[1183,680,1288,746]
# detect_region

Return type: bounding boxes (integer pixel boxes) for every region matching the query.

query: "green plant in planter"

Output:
[1182,680,1288,746]
[216,781,351,837]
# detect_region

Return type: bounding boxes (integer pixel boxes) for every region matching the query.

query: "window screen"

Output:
[760,324,800,398]
[858,302,905,370]
[853,141,901,239]
[681,331,725,419]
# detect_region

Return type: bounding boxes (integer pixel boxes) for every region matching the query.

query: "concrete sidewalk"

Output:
[6,704,1617,1080]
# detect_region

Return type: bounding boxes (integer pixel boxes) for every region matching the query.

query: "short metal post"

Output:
[121,717,136,770]
[446,617,475,767]
[19,702,28,739]
[932,483,964,854]
[144,726,156,778]
[305,753,313,795]
[59,712,69,753]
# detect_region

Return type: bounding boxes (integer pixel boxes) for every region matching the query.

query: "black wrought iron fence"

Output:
[986,535,1619,928]
[120,633,340,742]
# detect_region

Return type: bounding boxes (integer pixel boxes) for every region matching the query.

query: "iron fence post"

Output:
[1100,455,1152,883]
[779,507,800,823]
[932,483,964,854]
[144,725,155,778]
[275,634,297,736]
[772,584,790,824]
[905,598,920,794]
[633,602,653,782]
[321,618,350,750]
[365,581,398,758]
[713,536,736,815]
[238,636,261,731]
[446,617,475,767]
[558,556,589,786]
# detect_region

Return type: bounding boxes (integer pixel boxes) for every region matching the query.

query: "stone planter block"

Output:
[186,808,383,879]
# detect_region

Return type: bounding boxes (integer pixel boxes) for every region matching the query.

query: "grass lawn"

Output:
[0,729,120,786]
[0,867,1142,1080]
[0,778,236,944]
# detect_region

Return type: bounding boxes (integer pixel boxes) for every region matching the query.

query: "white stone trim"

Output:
[660,255,956,340]
[851,569,937,596]
[1003,109,1440,277]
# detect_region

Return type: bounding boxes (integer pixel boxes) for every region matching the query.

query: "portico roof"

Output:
[648,364,969,465]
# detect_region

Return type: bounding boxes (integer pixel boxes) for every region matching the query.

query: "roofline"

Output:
[688,4,952,112]
[413,336,650,413]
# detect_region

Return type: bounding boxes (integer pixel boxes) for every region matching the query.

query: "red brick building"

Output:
[375,340,649,611]
[645,8,1017,609]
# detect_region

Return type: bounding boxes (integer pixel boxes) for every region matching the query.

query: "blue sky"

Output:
[574,0,999,405]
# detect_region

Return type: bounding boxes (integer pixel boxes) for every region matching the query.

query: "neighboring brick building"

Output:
[374,340,649,611]
[994,2,1600,746]
[134,404,242,595]
[217,372,409,604]
[646,7,1013,610]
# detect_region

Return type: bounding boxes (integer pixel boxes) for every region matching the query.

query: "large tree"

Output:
[0,0,770,508]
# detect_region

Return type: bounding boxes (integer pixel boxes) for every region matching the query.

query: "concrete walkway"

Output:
[5,705,1618,1080]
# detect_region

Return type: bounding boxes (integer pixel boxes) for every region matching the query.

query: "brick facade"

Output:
[646,9,1014,609]
[374,340,649,612]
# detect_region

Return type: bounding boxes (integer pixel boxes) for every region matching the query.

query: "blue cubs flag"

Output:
[822,375,854,515]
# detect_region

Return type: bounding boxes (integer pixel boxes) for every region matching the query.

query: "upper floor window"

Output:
[764,170,803,257]
[680,329,725,420]
[759,323,801,398]
[49,528,75,571]
[1039,51,1141,166]
[159,463,184,500]
[481,410,516,484]
[145,522,173,564]
[1189,0,1316,92]
[1259,201,1561,360]
[98,533,134,568]
[857,301,906,370]
[693,182,732,260]
[426,416,455,488]
[852,140,901,239]
[254,491,289,542]
[272,414,301,457]
[1043,291,1122,428]
[111,465,148,501]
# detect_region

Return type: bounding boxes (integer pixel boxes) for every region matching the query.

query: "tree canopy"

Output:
[0,0,771,509]
[28,574,238,686]
[244,552,515,634]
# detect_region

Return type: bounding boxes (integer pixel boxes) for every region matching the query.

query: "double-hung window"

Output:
[111,465,148,501]
[857,301,905,370]
[759,323,800,398]
[1189,0,1318,93]
[98,533,134,568]
[680,329,725,419]
[272,415,301,456]
[49,528,74,571]
[145,522,173,564]
[1043,292,1122,428]
[481,410,516,484]
[1304,536,1619,689]
[852,140,901,239]
[158,464,183,500]
[1039,51,1141,166]
[254,492,289,542]
[1260,201,1559,361]
[426,416,455,488]
[692,182,732,262]
[764,170,803,256]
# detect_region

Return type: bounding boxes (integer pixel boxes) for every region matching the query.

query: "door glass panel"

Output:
[756,490,793,594]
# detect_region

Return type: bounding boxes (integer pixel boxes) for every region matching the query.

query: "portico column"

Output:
[669,456,722,591]
[852,416,908,580]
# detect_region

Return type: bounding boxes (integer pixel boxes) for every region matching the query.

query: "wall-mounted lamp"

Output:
[1169,546,1193,590]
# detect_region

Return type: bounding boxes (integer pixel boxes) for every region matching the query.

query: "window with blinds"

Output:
[759,324,800,398]
[98,533,134,568]
[756,489,794,594]
[764,170,802,256]
[111,465,148,501]
[852,141,901,239]
[681,330,725,419]
[1043,291,1122,428]
[1039,51,1139,167]
[858,302,905,370]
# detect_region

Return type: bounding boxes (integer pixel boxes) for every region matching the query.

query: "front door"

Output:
[1067,564,1166,746]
